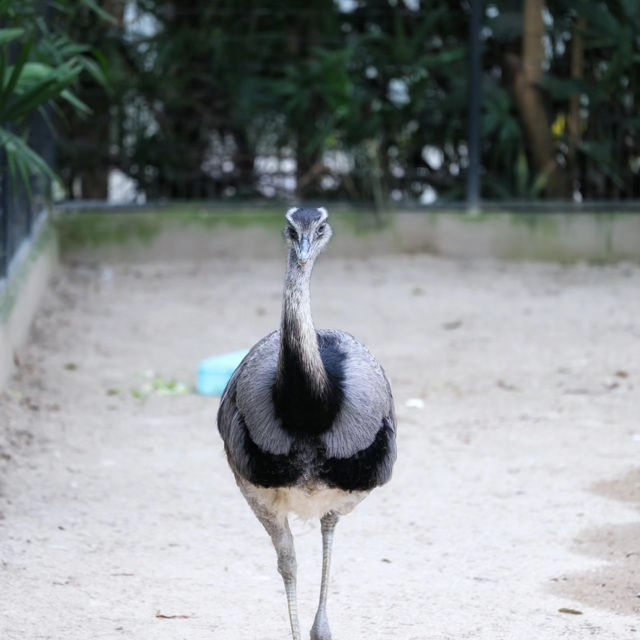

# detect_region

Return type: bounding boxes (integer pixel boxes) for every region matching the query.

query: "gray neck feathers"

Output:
[278,249,328,392]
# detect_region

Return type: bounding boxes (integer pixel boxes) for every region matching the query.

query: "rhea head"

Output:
[284,207,332,268]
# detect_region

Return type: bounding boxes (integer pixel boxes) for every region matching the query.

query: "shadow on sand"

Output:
[549,467,640,616]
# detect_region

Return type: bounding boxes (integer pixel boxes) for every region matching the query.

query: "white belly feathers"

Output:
[239,480,368,524]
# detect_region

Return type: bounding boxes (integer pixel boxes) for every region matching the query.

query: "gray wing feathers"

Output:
[219,329,395,464]
[219,331,293,457]
[320,330,396,459]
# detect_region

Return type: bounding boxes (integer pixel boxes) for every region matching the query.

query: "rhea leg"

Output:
[248,498,301,640]
[272,518,301,640]
[310,512,339,640]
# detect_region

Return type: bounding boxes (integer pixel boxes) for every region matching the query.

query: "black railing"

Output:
[0,117,53,281]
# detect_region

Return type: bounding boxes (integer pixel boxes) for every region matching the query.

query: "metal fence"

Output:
[0,113,53,281]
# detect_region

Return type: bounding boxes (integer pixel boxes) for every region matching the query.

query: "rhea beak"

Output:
[297,235,311,266]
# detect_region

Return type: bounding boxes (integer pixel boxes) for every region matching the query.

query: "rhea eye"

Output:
[317,223,326,236]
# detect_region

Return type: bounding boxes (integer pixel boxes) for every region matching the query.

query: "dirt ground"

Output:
[1,251,639,640]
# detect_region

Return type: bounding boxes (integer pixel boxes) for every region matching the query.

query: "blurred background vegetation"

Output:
[1,0,640,206]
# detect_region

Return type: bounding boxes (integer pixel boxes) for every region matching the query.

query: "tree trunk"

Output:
[76,1,125,200]
[510,0,566,197]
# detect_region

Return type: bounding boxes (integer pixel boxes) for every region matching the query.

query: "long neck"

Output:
[277,249,328,393]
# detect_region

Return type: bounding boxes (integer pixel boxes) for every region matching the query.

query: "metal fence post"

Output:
[467,0,482,213]
[1,160,9,279]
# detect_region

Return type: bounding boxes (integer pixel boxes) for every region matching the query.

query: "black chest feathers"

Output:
[272,333,346,436]
[237,415,395,492]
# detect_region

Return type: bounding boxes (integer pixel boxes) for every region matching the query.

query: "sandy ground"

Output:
[1,251,639,640]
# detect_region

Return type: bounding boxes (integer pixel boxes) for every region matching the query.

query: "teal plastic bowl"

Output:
[197,349,249,396]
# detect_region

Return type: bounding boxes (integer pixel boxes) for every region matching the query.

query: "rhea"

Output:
[217,207,397,640]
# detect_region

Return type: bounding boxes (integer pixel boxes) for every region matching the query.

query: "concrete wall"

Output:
[57,209,640,265]
[0,219,58,390]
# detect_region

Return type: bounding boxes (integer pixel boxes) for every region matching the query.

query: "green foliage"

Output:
[484,0,640,199]
[0,1,108,198]
[99,1,474,202]
[44,1,640,202]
